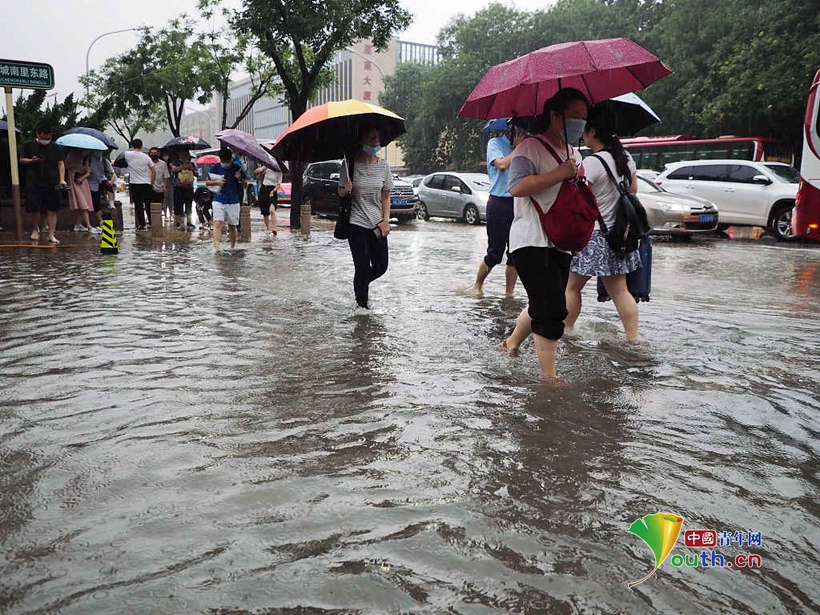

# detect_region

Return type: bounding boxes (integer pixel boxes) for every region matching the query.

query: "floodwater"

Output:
[1,219,819,614]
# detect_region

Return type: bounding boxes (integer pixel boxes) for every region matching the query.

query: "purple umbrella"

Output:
[215,129,281,172]
[0,120,22,134]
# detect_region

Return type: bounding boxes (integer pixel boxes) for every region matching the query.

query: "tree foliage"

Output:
[232,0,412,227]
[384,0,820,173]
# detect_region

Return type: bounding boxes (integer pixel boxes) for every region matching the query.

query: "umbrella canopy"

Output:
[482,118,511,132]
[113,151,127,168]
[0,120,22,134]
[62,127,118,149]
[162,135,210,150]
[194,154,220,165]
[216,129,281,171]
[55,133,108,150]
[459,38,672,120]
[272,99,405,162]
[595,92,661,136]
[258,142,290,174]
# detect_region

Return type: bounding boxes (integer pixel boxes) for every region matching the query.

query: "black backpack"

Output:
[591,154,649,257]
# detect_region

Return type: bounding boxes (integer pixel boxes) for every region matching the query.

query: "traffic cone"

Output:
[100,217,118,254]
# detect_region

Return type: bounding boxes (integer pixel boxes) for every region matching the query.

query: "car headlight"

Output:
[657,201,691,212]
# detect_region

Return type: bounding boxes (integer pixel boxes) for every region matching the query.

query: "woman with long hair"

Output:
[498,88,590,379]
[564,105,642,341]
[337,124,394,309]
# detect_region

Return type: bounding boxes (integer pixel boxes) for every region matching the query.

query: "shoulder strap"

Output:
[530,135,564,165]
[591,153,645,235]
[590,153,628,195]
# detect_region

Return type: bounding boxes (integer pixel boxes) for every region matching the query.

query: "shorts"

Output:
[512,246,572,340]
[258,185,278,216]
[25,185,64,213]
[212,201,240,226]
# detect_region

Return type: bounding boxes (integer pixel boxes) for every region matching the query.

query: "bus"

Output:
[621,135,794,172]
[793,68,820,241]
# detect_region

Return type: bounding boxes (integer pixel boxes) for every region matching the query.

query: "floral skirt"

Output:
[571,230,642,277]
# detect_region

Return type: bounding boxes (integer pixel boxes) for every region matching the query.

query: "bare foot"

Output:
[48,236,60,244]
[464,283,484,298]
[497,339,520,357]
[627,334,645,344]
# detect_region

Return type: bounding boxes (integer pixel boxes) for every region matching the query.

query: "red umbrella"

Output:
[194,154,220,165]
[459,38,672,120]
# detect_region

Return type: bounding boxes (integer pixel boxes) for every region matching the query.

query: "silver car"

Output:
[417,172,491,224]
[636,175,719,236]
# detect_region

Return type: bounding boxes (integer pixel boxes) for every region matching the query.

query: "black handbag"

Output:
[333,157,354,240]
[591,154,649,257]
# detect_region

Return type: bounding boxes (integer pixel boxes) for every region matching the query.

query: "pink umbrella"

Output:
[194,154,220,165]
[458,38,672,120]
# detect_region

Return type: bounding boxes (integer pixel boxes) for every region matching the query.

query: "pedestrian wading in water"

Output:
[565,105,644,342]
[338,124,394,309]
[498,88,590,379]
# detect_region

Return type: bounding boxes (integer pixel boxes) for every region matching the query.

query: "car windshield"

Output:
[637,176,664,193]
[467,177,491,191]
[763,164,800,183]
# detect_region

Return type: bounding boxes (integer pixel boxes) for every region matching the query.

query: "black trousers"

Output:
[512,246,572,340]
[348,224,389,308]
[131,184,153,228]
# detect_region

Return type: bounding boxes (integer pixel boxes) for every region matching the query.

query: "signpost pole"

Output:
[5,86,23,242]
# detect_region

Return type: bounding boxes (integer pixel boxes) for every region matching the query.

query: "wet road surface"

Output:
[1,219,819,614]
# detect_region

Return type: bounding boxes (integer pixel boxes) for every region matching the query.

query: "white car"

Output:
[636,176,719,236]
[656,160,799,240]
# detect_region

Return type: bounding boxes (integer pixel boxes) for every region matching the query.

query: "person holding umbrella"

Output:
[337,124,394,310]
[206,148,247,249]
[564,105,642,341]
[498,88,589,379]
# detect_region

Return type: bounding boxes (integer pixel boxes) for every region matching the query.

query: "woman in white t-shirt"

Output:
[565,107,641,341]
[498,88,590,379]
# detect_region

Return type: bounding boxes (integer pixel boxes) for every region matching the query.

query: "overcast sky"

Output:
[2,0,551,112]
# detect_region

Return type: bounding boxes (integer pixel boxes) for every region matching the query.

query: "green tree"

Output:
[232,0,412,228]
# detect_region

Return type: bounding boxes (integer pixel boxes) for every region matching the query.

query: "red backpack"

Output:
[528,136,598,253]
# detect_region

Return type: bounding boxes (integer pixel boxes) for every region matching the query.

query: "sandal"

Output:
[30,230,40,240]
[48,236,60,244]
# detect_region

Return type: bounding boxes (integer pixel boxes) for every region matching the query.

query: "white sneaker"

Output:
[91,227,102,234]
[73,224,84,232]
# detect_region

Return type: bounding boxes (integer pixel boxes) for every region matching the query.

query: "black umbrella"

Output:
[593,92,661,136]
[163,135,211,150]
[113,151,127,168]
[62,127,118,149]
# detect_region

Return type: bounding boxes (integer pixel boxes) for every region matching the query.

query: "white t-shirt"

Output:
[261,167,283,187]
[582,151,637,231]
[150,160,170,192]
[125,150,154,185]
[508,137,583,252]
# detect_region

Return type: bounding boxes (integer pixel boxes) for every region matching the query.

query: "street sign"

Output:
[0,59,54,90]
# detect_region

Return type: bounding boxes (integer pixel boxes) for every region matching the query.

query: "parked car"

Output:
[636,169,660,182]
[416,172,491,224]
[636,176,719,236]
[655,160,799,240]
[401,175,425,195]
[277,182,291,207]
[302,160,418,222]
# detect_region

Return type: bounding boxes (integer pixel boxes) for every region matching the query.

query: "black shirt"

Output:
[22,140,65,188]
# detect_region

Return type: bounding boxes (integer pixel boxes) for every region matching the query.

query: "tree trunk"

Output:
[289,98,309,230]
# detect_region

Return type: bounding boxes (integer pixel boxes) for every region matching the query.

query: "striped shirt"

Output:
[349,158,394,229]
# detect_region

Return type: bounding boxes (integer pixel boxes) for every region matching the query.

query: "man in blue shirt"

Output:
[469,122,522,297]
[206,148,247,249]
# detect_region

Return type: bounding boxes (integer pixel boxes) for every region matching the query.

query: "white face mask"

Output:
[37,138,51,145]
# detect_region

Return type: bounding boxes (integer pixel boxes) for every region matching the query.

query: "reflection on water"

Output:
[0,226,819,614]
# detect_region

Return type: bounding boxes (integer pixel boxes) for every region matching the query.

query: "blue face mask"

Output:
[563,118,587,145]
[362,145,382,156]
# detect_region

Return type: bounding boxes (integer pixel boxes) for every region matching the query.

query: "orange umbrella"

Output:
[272,99,405,162]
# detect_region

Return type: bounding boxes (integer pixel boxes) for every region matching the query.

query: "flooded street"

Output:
[1,219,819,614]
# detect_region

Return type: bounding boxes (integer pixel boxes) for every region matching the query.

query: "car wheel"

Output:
[770,203,795,241]
[463,204,480,225]
[417,202,429,221]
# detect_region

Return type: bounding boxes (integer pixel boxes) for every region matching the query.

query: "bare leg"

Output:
[263,214,271,234]
[46,211,58,243]
[229,225,237,248]
[533,334,560,379]
[468,260,491,297]
[30,212,41,239]
[82,211,92,229]
[564,272,590,333]
[213,220,223,249]
[602,275,640,341]
[499,306,532,356]
[504,265,518,297]
[270,208,277,234]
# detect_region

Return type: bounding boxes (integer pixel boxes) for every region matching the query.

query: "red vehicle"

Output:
[794,68,820,240]
[277,182,292,207]
[621,135,794,172]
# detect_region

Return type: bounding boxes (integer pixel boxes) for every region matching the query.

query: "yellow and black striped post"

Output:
[100,218,118,254]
